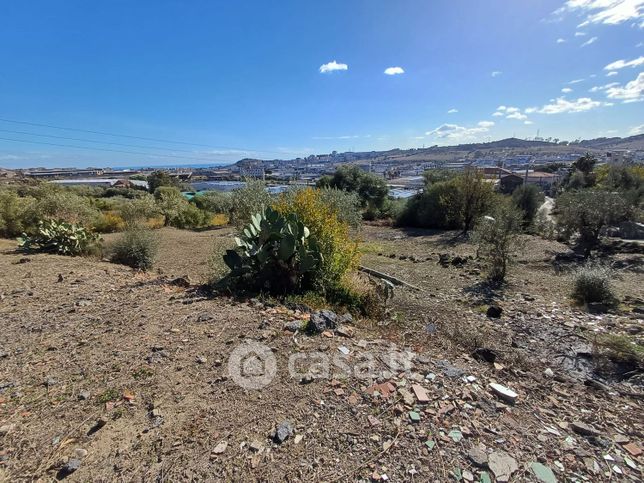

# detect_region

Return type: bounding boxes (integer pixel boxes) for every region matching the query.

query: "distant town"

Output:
[2,135,643,197]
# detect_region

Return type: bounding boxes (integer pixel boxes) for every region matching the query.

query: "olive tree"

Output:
[473,203,524,282]
[556,190,631,256]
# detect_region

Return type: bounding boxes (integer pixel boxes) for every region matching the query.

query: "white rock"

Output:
[489,383,518,404]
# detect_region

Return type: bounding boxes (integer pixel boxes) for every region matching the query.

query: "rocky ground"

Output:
[0,226,642,482]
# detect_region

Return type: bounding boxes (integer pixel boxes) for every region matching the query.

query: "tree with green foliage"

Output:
[454,169,497,235]
[147,171,180,193]
[318,165,389,211]
[556,190,631,256]
[511,184,544,225]
[572,153,597,174]
[562,153,597,190]
[473,202,524,282]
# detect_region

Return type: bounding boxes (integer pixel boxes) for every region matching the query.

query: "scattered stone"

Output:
[486,305,503,319]
[488,451,518,483]
[366,382,396,399]
[87,417,107,436]
[411,384,430,403]
[169,276,191,288]
[424,322,438,334]
[249,440,264,452]
[489,383,518,404]
[44,377,57,388]
[338,346,350,355]
[530,462,557,483]
[273,420,294,444]
[195,355,207,364]
[437,360,465,378]
[448,429,463,443]
[0,424,15,436]
[466,375,477,383]
[283,321,302,332]
[425,440,436,451]
[622,442,642,457]
[308,310,338,333]
[78,390,90,401]
[74,448,88,459]
[467,445,488,467]
[544,368,554,378]
[58,458,81,478]
[408,411,421,423]
[480,472,492,483]
[212,441,228,454]
[294,434,303,444]
[571,421,601,437]
[336,326,354,338]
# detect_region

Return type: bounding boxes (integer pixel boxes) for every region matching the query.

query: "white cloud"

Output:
[604,72,644,102]
[581,36,598,47]
[589,81,620,92]
[524,120,534,125]
[630,123,644,134]
[507,111,528,120]
[575,31,587,36]
[319,60,348,73]
[447,108,458,114]
[384,66,405,75]
[425,121,493,140]
[491,71,502,77]
[604,55,644,70]
[554,1,644,27]
[569,78,585,84]
[606,70,619,76]
[557,37,567,43]
[492,105,529,120]
[525,96,604,114]
[562,87,573,93]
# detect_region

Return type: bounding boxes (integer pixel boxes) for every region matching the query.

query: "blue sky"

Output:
[0,0,642,168]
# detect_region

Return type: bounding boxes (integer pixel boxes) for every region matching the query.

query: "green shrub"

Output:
[93,212,126,233]
[273,188,360,292]
[317,165,389,211]
[32,187,100,227]
[153,186,210,229]
[229,181,272,227]
[120,195,160,225]
[222,207,322,293]
[397,170,496,233]
[0,189,37,237]
[397,179,461,229]
[473,202,524,282]
[571,263,617,306]
[18,220,99,256]
[193,191,233,215]
[110,227,159,270]
[511,184,544,225]
[281,187,362,229]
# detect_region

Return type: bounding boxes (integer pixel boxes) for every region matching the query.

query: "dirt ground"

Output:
[0,226,642,482]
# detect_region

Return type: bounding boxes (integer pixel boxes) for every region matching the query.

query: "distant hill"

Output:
[233,135,644,167]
